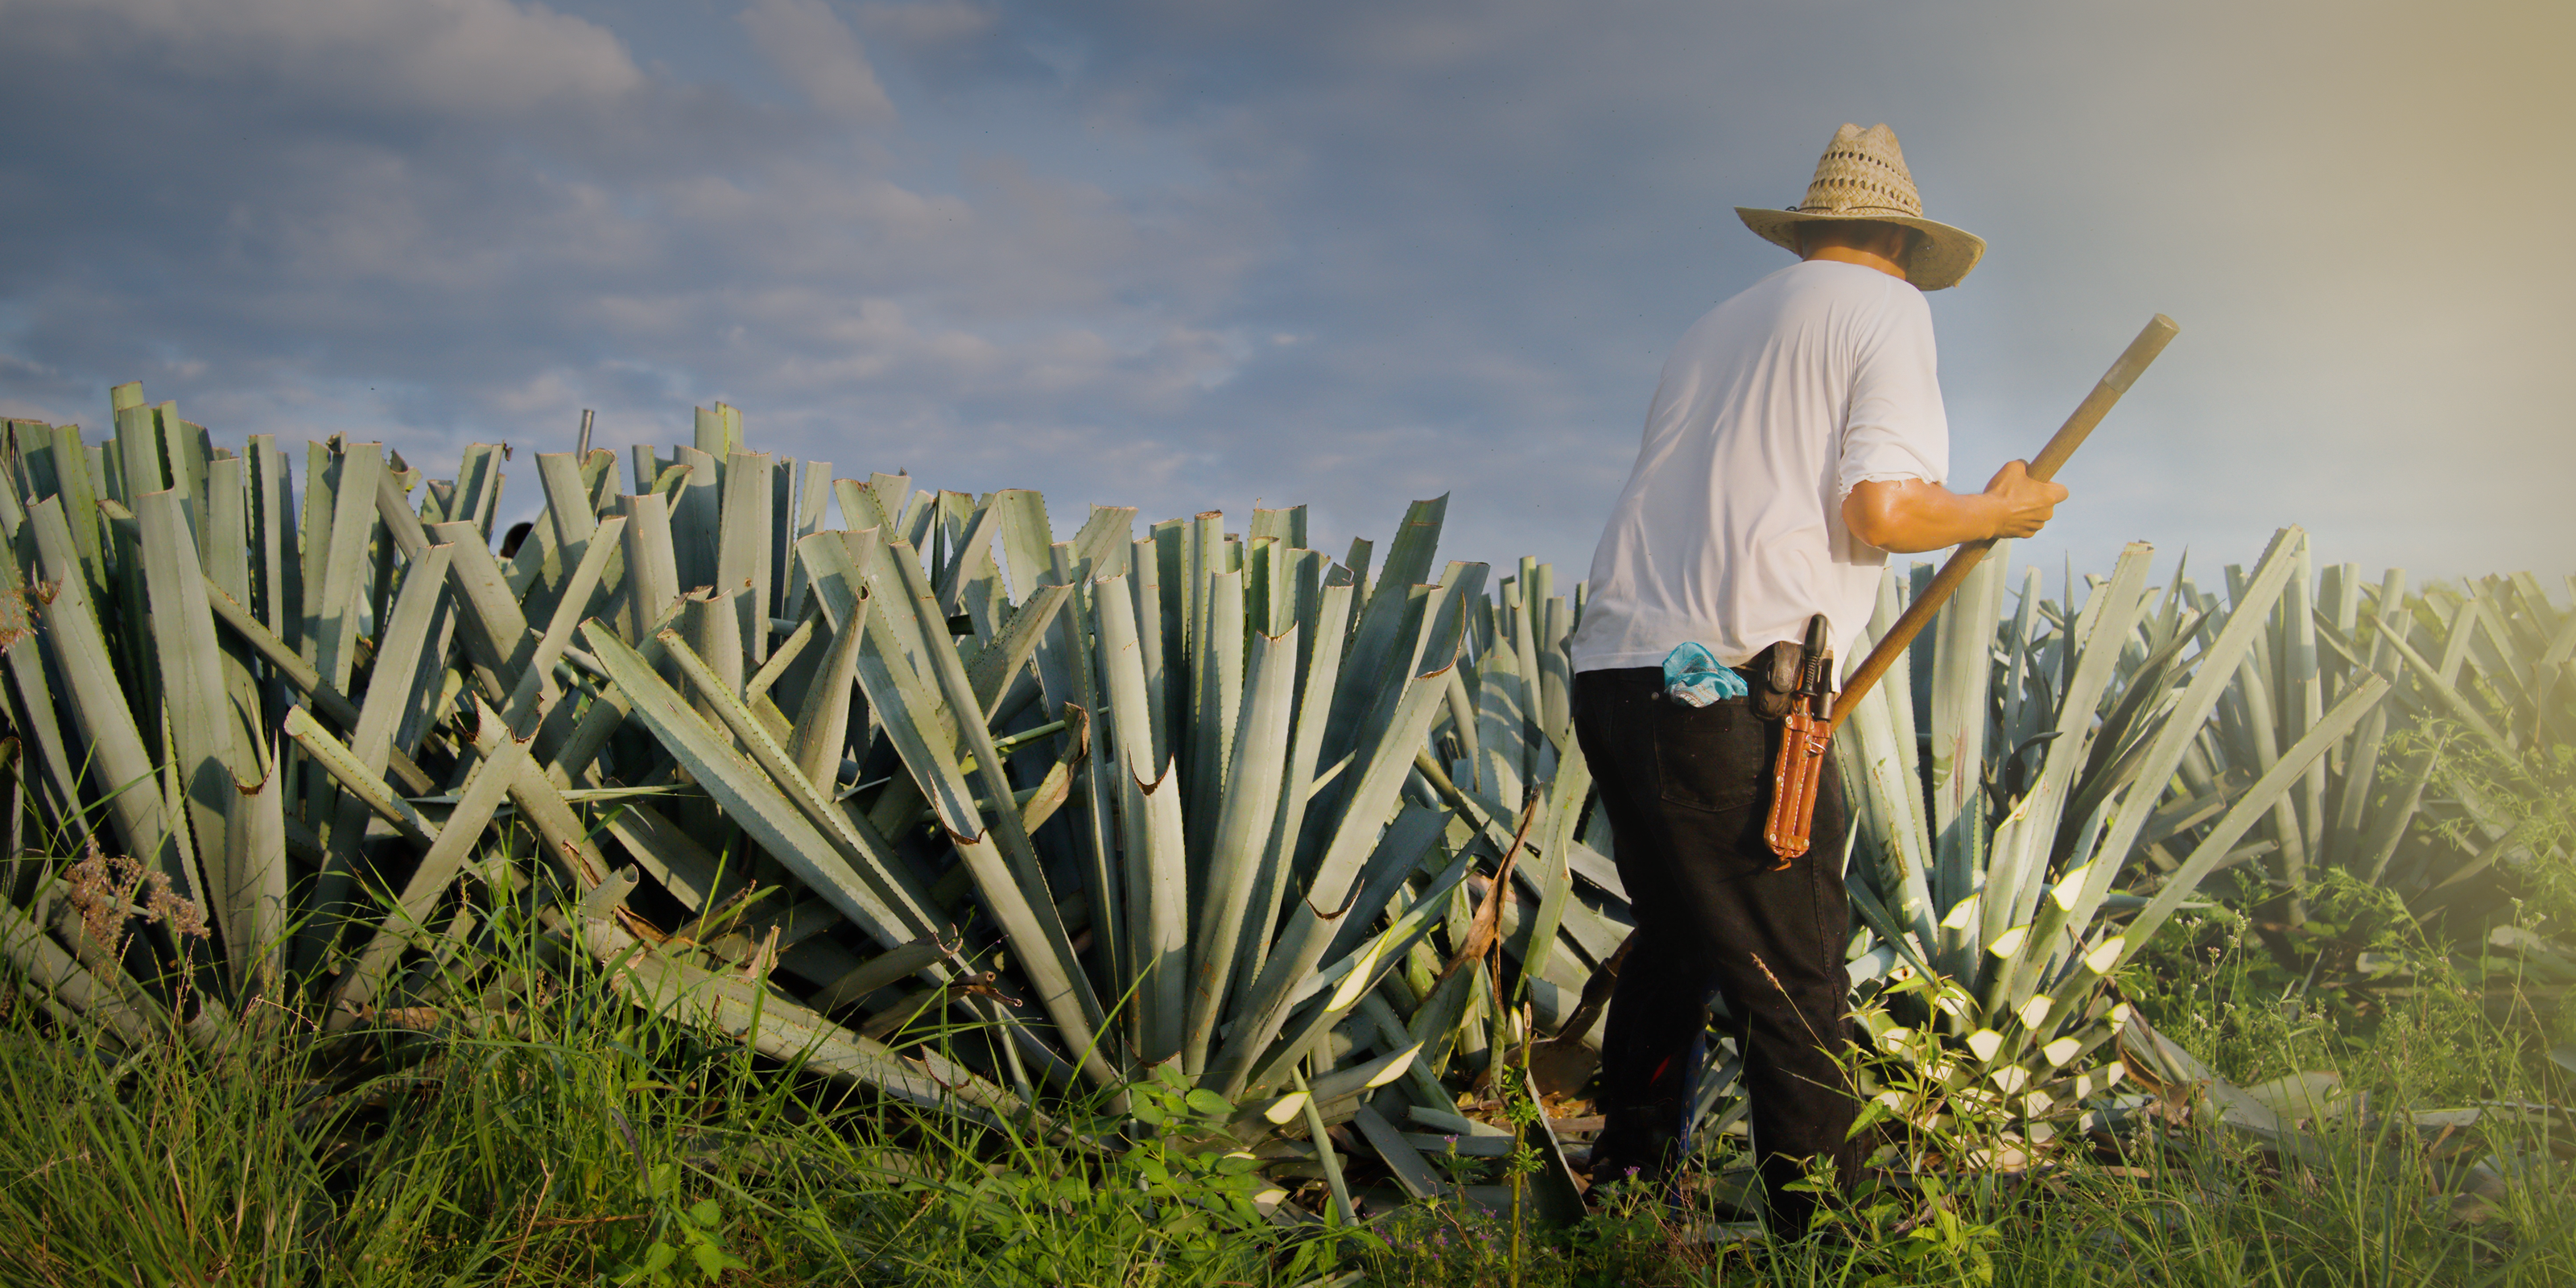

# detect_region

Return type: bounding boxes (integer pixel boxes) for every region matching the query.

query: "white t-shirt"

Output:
[1567,258,1949,673]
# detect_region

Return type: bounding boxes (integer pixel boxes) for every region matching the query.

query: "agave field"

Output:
[2,383,2570,1224]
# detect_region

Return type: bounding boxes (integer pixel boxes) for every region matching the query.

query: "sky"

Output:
[2,0,2570,595]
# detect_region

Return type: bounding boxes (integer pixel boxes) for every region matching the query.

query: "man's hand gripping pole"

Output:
[1759,314,2182,866]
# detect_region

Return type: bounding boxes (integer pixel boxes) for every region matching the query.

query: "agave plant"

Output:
[1802,530,2388,1138]
[1932,527,2574,1018]
[2120,543,2576,1035]
[1417,534,2391,1153]
[3,380,2559,1204]
[2306,566,2574,910]
[0,386,1593,1200]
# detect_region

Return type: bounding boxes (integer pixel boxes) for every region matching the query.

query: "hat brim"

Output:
[1734,207,1986,291]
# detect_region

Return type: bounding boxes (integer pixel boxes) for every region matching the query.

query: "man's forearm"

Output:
[1843,464,2064,552]
[1841,481,2004,552]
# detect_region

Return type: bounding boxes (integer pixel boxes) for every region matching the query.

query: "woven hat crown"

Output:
[1794,123,1922,218]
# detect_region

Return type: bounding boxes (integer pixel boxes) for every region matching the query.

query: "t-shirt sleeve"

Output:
[1835,287,1950,497]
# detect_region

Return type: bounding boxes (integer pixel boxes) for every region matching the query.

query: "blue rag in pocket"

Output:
[1661,642,1748,708]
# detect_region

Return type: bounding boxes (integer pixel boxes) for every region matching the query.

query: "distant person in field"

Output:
[1564,122,2066,1238]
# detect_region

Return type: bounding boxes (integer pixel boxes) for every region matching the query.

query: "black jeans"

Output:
[1572,667,1857,1237]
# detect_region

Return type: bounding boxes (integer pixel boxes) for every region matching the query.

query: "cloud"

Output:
[739,0,898,126]
[856,0,997,47]
[0,0,645,120]
[943,0,2576,578]
[0,0,1260,503]
[0,0,2570,586]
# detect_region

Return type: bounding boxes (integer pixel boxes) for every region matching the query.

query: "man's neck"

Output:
[1800,246,1909,283]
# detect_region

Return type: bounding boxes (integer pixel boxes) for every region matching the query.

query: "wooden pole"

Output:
[1827,314,2180,733]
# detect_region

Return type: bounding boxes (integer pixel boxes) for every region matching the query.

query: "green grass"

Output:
[7,965,2568,1288]
[1385,1069,2573,1286]
[0,959,1340,1286]
[1368,1125,2574,1287]
[5,847,2571,1288]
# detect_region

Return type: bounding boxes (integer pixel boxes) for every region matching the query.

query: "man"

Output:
[1566,123,2066,1236]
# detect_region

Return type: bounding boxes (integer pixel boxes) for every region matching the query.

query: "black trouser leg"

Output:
[1572,667,1857,1237]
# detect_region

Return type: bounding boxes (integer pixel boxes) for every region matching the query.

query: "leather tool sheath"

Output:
[1761,614,1835,867]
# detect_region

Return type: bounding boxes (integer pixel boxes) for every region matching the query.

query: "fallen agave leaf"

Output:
[2242,1071,2347,1125]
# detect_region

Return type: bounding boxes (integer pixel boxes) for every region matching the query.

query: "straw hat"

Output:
[1735,123,1985,291]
